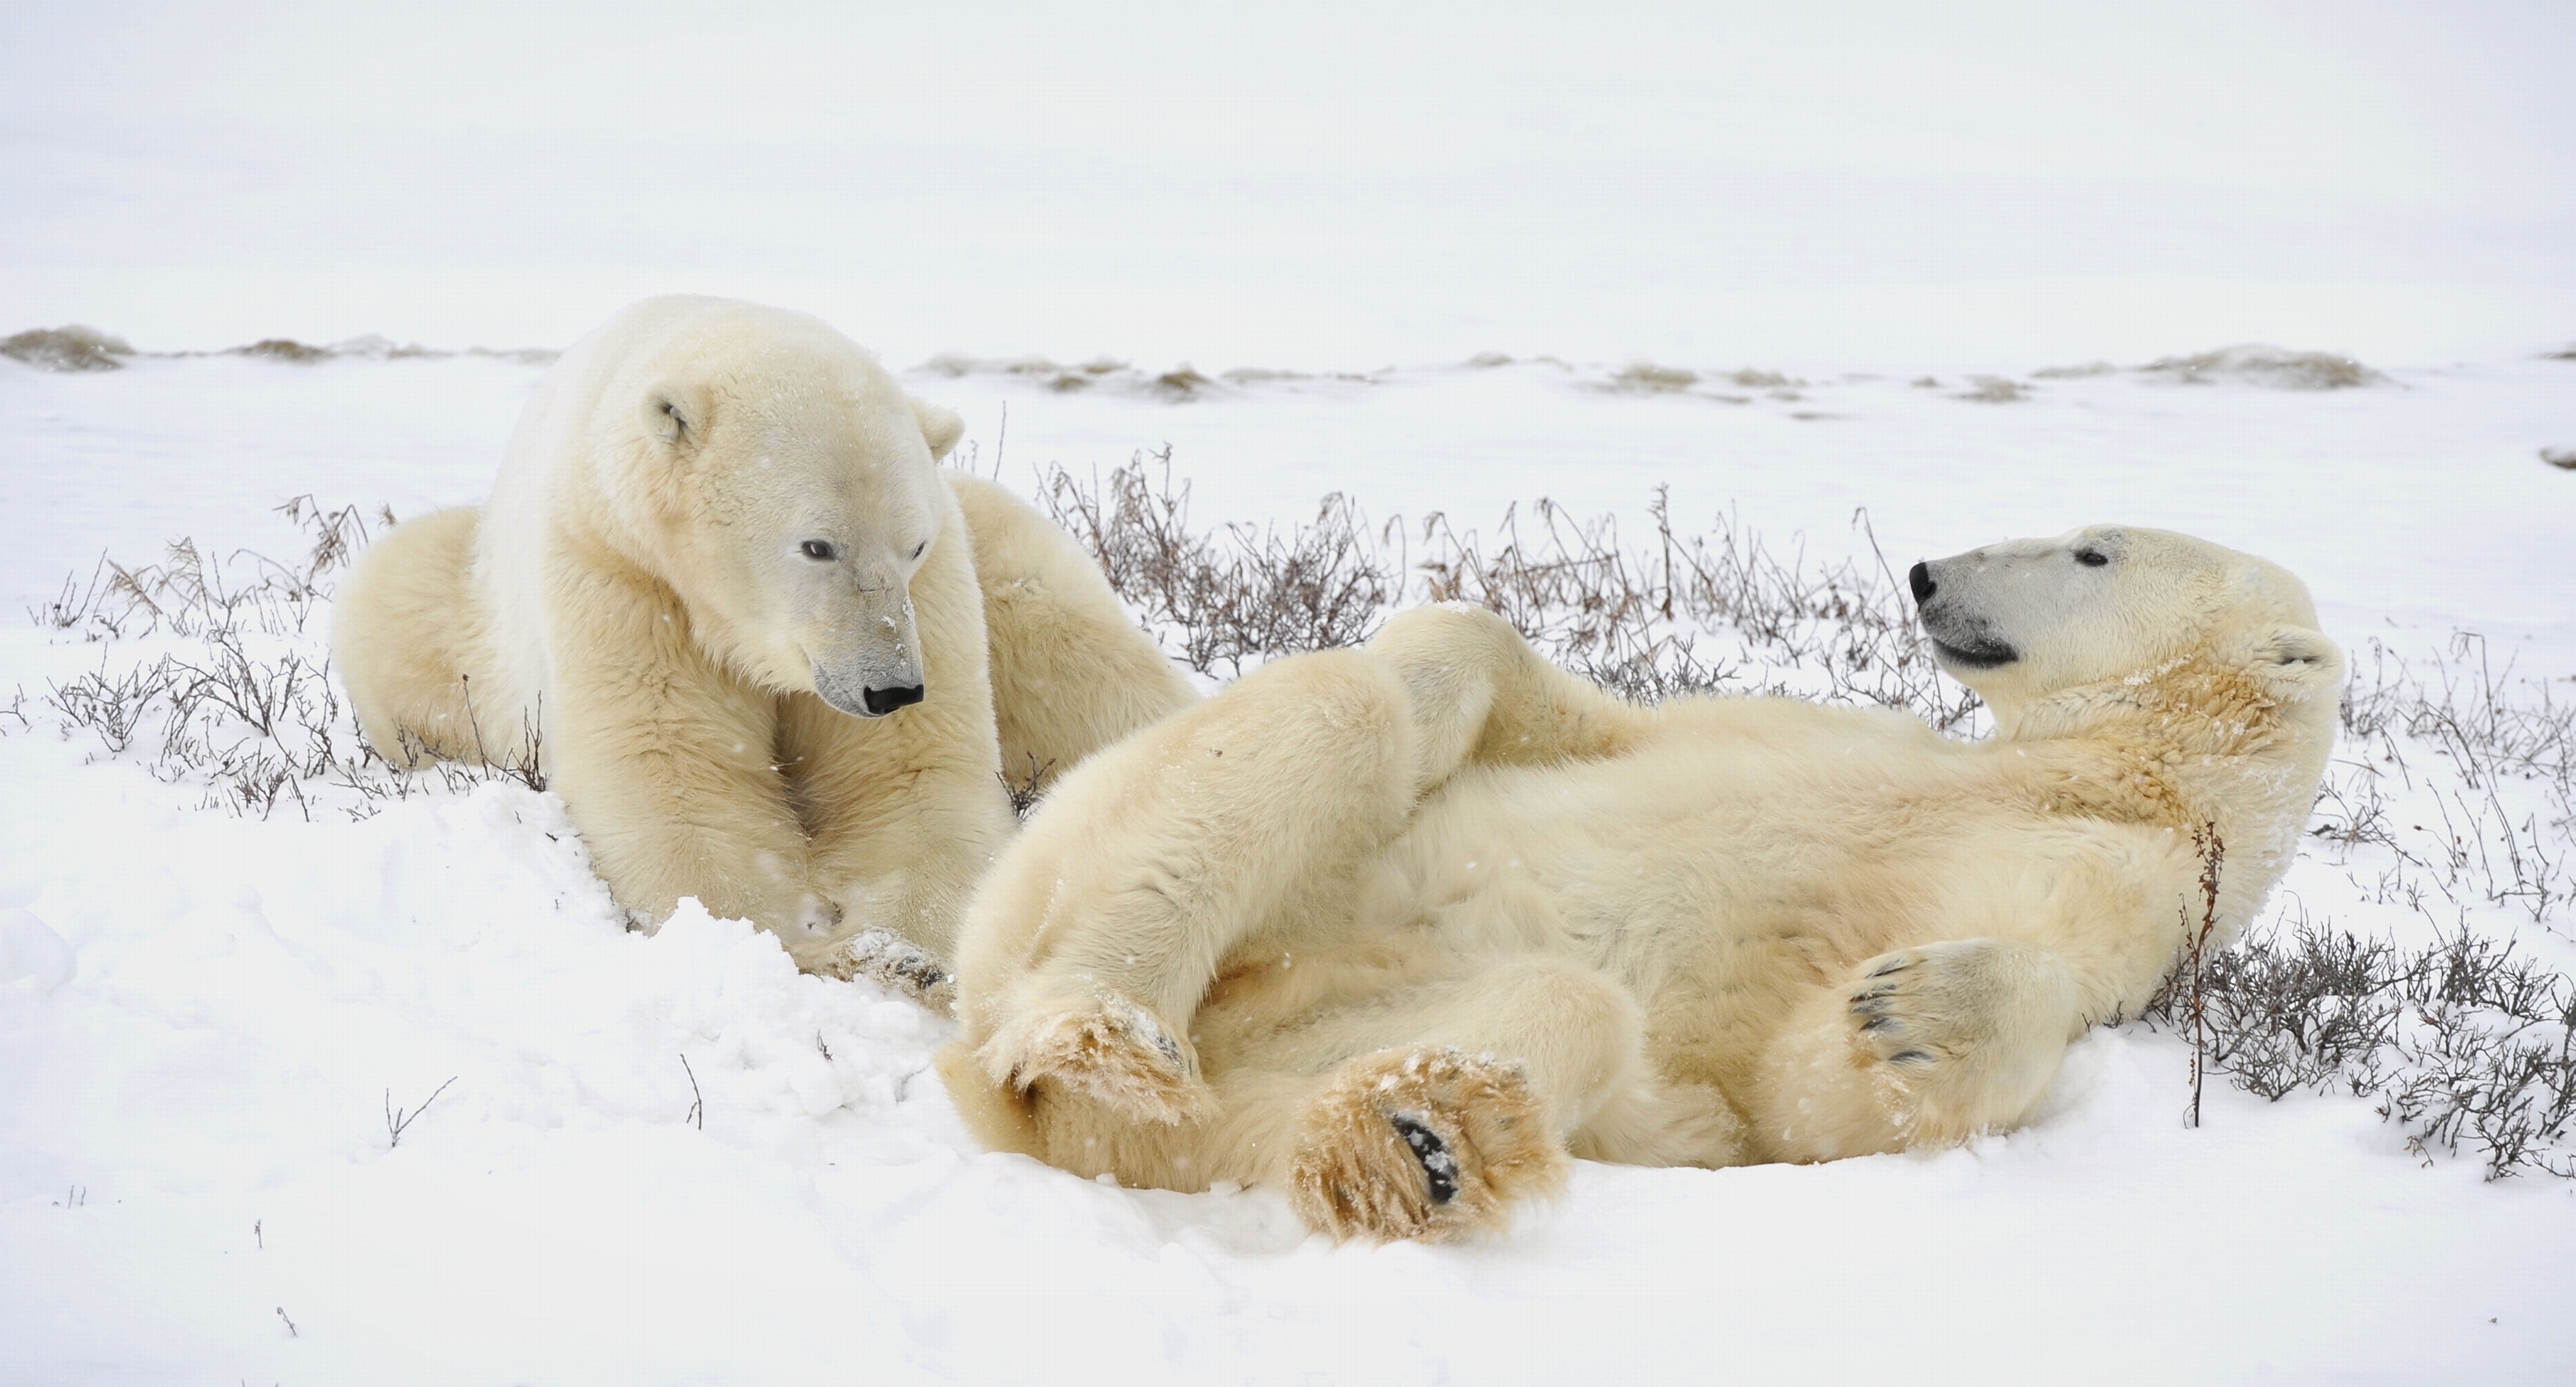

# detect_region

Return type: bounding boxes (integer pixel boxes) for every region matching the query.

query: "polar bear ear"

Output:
[2248,625,2343,696]
[642,382,709,450]
[908,397,965,462]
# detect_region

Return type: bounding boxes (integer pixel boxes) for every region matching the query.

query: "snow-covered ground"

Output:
[6,4,2575,1384]
[6,346,2573,1385]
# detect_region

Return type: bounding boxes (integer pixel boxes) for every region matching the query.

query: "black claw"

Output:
[1861,1016,1902,1033]
[1391,1114,1459,1205]
[1889,1049,1934,1066]
[1867,957,1911,978]
[1850,995,1892,1016]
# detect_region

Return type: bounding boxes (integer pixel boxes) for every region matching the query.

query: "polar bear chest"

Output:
[1382,735,2037,989]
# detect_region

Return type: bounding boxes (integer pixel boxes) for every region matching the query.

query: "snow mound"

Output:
[1,326,134,372]
[3,327,559,369]
[213,336,558,366]
[2138,344,2389,390]
[0,908,75,994]
[914,351,1244,401]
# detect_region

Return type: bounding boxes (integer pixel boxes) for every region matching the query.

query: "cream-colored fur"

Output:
[940,526,2342,1240]
[331,296,1194,974]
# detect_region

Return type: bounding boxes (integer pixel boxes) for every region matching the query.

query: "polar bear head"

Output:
[605,299,967,718]
[1908,526,2342,730]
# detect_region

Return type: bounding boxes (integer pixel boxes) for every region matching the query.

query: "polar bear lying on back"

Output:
[332,297,1194,979]
[938,526,2342,1240]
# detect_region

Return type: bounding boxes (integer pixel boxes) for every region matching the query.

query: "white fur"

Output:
[939,526,2343,1240]
[332,297,1195,972]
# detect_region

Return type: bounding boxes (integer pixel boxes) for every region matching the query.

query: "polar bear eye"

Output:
[910,541,928,562]
[2074,548,2110,568]
[800,540,837,561]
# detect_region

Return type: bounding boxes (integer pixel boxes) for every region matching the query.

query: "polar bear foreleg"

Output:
[1748,937,2082,1162]
[786,501,1019,966]
[548,575,828,937]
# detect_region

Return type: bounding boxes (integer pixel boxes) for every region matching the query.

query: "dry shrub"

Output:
[26,498,540,819]
[31,496,387,642]
[1039,451,1978,729]
[2150,910,2576,1179]
[1039,450,1393,677]
[2330,634,2575,928]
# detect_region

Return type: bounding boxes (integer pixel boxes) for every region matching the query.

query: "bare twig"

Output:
[999,753,1057,819]
[384,1076,457,1149]
[2183,824,2225,1128]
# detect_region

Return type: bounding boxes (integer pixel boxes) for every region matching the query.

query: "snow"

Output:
[6,4,2576,1384]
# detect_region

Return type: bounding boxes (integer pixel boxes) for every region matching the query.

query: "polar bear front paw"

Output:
[1289,1047,1567,1243]
[974,987,1216,1125]
[808,928,957,1014]
[1843,938,2077,1144]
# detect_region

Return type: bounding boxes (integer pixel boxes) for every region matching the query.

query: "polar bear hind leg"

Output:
[1018,953,1660,1241]
[1290,1046,1562,1243]
[1275,953,1701,1241]
[963,605,1648,1129]
[330,506,487,767]
[966,647,1421,1125]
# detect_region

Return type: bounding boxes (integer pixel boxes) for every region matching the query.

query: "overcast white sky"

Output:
[4,1,2571,366]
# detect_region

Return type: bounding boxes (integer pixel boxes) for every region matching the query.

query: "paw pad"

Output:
[1390,1114,1459,1205]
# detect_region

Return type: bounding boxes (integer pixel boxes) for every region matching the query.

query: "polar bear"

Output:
[938,526,2342,1240]
[331,296,1194,977]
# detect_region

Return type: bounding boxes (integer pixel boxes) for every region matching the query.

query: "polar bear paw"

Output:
[810,928,957,1014]
[975,987,1216,1126]
[1289,1046,1567,1243]
[1843,938,2076,1143]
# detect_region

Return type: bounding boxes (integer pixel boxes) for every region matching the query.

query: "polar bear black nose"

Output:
[1908,562,1935,605]
[863,684,925,716]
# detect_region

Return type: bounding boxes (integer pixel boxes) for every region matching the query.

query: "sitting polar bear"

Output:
[332,296,1194,979]
[938,526,2343,1240]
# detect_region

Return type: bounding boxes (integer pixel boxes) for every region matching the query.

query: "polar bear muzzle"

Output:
[812,658,927,719]
[1909,559,2020,670]
[793,548,931,718]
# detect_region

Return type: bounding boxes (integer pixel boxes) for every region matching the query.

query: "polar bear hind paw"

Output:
[1289,1047,1567,1243]
[1389,1115,1459,1204]
[974,988,1217,1126]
